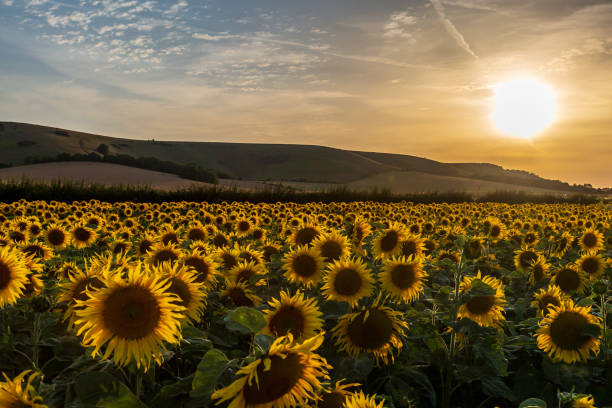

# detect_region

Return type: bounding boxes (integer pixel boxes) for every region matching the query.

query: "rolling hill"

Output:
[0,121,602,193]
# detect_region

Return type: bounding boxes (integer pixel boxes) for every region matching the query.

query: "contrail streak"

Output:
[429,0,478,58]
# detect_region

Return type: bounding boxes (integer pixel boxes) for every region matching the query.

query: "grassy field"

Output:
[0,121,599,195]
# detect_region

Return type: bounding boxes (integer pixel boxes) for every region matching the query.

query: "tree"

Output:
[96,143,109,156]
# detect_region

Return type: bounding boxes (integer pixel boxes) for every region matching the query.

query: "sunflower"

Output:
[237,244,265,266]
[399,234,426,259]
[315,381,360,408]
[158,226,182,246]
[553,231,573,257]
[351,217,372,251]
[229,261,266,284]
[262,241,281,263]
[332,295,408,365]
[155,262,207,323]
[457,272,506,328]
[136,234,157,256]
[282,246,325,288]
[535,299,601,364]
[70,224,97,249]
[311,232,350,262]
[464,237,485,259]
[514,247,541,272]
[146,242,182,266]
[211,231,231,248]
[380,256,428,303]
[212,333,330,408]
[531,285,568,317]
[487,219,506,241]
[186,223,208,242]
[552,266,587,295]
[290,223,321,247]
[0,246,30,308]
[262,291,323,340]
[343,391,385,408]
[372,222,405,259]
[20,242,54,262]
[58,264,108,330]
[578,228,604,253]
[575,253,605,280]
[322,258,373,307]
[22,273,44,298]
[75,263,185,370]
[527,255,550,285]
[220,279,262,307]
[217,247,241,273]
[55,261,81,280]
[235,218,254,237]
[573,395,596,408]
[181,250,218,287]
[0,370,48,408]
[252,227,267,242]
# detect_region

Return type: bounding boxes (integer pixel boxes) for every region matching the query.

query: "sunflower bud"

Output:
[592,280,608,295]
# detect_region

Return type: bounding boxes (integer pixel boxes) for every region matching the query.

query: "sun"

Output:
[490,77,557,139]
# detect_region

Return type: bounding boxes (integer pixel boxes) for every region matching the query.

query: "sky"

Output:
[1,0,611,187]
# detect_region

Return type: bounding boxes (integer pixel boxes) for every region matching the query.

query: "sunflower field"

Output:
[0,199,611,408]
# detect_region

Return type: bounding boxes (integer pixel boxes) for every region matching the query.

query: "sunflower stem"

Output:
[601,294,608,355]
[32,312,41,369]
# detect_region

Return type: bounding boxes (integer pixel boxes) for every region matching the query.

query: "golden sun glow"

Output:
[490,77,557,139]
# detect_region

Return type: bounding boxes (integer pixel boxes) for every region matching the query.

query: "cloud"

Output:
[2,0,14,6]
[428,0,478,58]
[384,11,417,40]
[192,33,236,41]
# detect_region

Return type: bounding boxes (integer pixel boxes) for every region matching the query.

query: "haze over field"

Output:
[1,0,611,187]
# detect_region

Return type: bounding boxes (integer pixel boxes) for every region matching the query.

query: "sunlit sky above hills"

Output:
[1,0,611,187]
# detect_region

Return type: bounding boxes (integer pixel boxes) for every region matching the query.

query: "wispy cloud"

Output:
[383,11,417,41]
[429,0,478,58]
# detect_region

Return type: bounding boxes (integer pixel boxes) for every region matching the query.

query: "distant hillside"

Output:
[0,121,604,193]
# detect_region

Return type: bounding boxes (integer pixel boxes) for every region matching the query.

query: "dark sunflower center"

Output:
[355,227,364,242]
[319,391,347,408]
[168,278,192,307]
[241,252,259,264]
[30,225,41,235]
[532,265,545,282]
[347,309,393,350]
[213,234,229,247]
[236,268,256,282]
[153,249,178,265]
[0,261,11,290]
[73,227,91,243]
[581,257,600,275]
[320,241,342,261]
[558,238,568,251]
[113,242,130,254]
[243,353,303,404]
[295,227,318,246]
[466,295,495,315]
[334,268,362,296]
[490,225,501,237]
[218,253,236,270]
[268,305,306,338]
[23,245,44,258]
[556,268,580,292]
[10,231,26,243]
[227,288,254,307]
[102,286,161,340]
[525,234,537,244]
[292,254,317,277]
[73,277,104,302]
[162,233,179,245]
[549,311,591,350]
[582,233,597,248]
[185,257,210,282]
[253,229,264,240]
[401,240,418,257]
[238,221,250,232]
[188,229,206,241]
[263,246,279,262]
[519,251,538,269]
[390,264,417,290]
[380,231,399,252]
[139,240,152,254]
[538,295,560,315]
